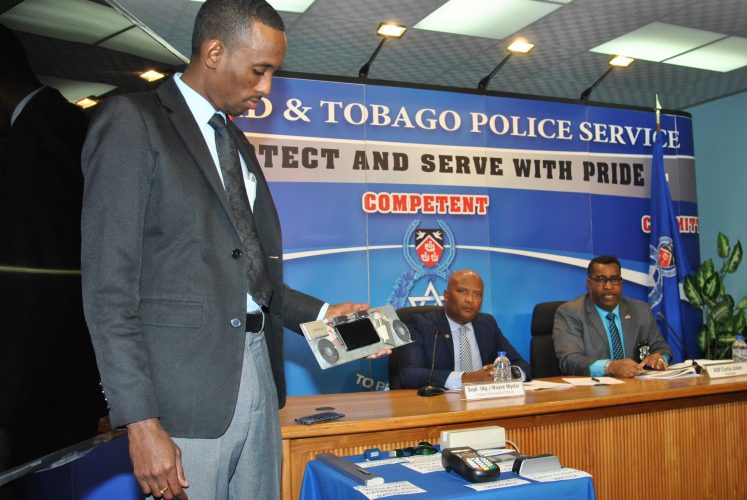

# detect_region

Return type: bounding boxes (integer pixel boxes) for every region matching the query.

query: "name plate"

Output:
[703,361,747,378]
[463,380,525,401]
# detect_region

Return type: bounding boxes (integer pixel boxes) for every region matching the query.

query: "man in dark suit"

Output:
[395,270,530,390]
[553,255,672,377]
[0,24,105,471]
[80,1,380,498]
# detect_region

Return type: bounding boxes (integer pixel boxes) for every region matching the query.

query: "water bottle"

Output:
[732,335,747,363]
[493,351,511,382]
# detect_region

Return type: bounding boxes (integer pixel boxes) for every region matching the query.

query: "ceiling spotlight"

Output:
[359,22,408,79]
[139,69,166,82]
[75,96,99,109]
[580,55,636,100]
[377,22,407,39]
[477,38,535,90]
[609,55,634,67]
[507,38,535,54]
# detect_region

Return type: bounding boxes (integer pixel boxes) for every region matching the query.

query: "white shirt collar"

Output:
[172,72,223,126]
[445,314,472,334]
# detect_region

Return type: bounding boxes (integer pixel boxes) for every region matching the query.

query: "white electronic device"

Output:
[440,426,506,450]
[301,304,412,369]
[512,454,562,475]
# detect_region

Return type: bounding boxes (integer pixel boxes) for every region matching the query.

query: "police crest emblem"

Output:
[387,219,456,308]
[415,229,443,267]
[648,236,677,308]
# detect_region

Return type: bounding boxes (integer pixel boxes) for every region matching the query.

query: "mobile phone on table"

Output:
[294,411,345,425]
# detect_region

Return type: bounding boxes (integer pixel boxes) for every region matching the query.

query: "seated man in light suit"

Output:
[395,269,530,390]
[553,255,672,378]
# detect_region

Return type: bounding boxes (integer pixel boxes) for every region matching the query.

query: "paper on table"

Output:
[522,468,592,482]
[669,359,731,370]
[400,454,443,474]
[356,457,406,468]
[562,377,624,386]
[466,477,530,491]
[635,366,699,379]
[523,380,574,391]
[354,481,426,499]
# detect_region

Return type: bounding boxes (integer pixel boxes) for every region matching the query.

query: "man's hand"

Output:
[365,348,392,359]
[461,365,495,384]
[128,418,189,499]
[324,301,369,319]
[642,353,668,371]
[606,359,645,378]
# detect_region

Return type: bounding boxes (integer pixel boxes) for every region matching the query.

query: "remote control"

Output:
[294,411,345,425]
[442,446,500,483]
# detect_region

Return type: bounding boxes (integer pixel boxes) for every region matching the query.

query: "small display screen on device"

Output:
[335,318,380,351]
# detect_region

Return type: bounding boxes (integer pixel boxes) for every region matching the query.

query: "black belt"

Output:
[245,308,266,333]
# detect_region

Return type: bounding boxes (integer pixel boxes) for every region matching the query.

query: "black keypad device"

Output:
[442,446,501,483]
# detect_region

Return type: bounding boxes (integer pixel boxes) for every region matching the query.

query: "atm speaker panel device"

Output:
[301,305,412,369]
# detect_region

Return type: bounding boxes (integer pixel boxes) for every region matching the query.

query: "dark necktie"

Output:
[606,312,625,360]
[208,113,271,307]
[458,325,474,372]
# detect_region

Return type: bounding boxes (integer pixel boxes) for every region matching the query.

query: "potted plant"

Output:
[684,232,747,359]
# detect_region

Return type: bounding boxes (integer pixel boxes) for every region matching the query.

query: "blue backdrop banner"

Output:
[235,77,700,395]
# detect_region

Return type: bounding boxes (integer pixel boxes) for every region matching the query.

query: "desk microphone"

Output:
[656,311,686,355]
[418,329,446,397]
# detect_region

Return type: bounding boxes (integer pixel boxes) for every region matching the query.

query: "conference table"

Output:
[279,374,747,500]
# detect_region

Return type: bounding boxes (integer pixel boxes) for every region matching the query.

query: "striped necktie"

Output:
[458,325,474,372]
[606,312,625,360]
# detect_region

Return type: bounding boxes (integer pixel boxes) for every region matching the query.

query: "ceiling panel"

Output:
[663,0,747,38]
[414,0,561,40]
[3,0,746,110]
[664,36,747,72]
[305,0,447,25]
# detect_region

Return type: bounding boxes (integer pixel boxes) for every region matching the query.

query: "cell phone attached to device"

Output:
[300,305,413,369]
[334,318,381,351]
[294,411,345,425]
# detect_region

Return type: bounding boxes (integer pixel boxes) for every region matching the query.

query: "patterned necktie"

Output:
[606,312,625,360]
[458,325,474,372]
[208,113,271,307]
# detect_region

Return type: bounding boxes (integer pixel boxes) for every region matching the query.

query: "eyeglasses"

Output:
[588,275,623,286]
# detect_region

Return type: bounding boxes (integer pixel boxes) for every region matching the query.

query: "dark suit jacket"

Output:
[552,293,672,375]
[1,87,105,466]
[396,309,530,389]
[81,78,322,438]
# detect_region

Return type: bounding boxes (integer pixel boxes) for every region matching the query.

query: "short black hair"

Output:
[587,255,621,276]
[191,0,285,56]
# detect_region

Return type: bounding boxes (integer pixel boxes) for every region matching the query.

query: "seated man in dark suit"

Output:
[553,255,672,378]
[395,269,530,390]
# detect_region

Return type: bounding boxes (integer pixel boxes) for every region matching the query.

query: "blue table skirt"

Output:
[300,454,596,500]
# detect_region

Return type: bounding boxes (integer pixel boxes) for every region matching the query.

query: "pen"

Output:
[591,377,601,382]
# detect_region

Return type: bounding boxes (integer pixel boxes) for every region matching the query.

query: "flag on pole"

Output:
[647,97,691,362]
